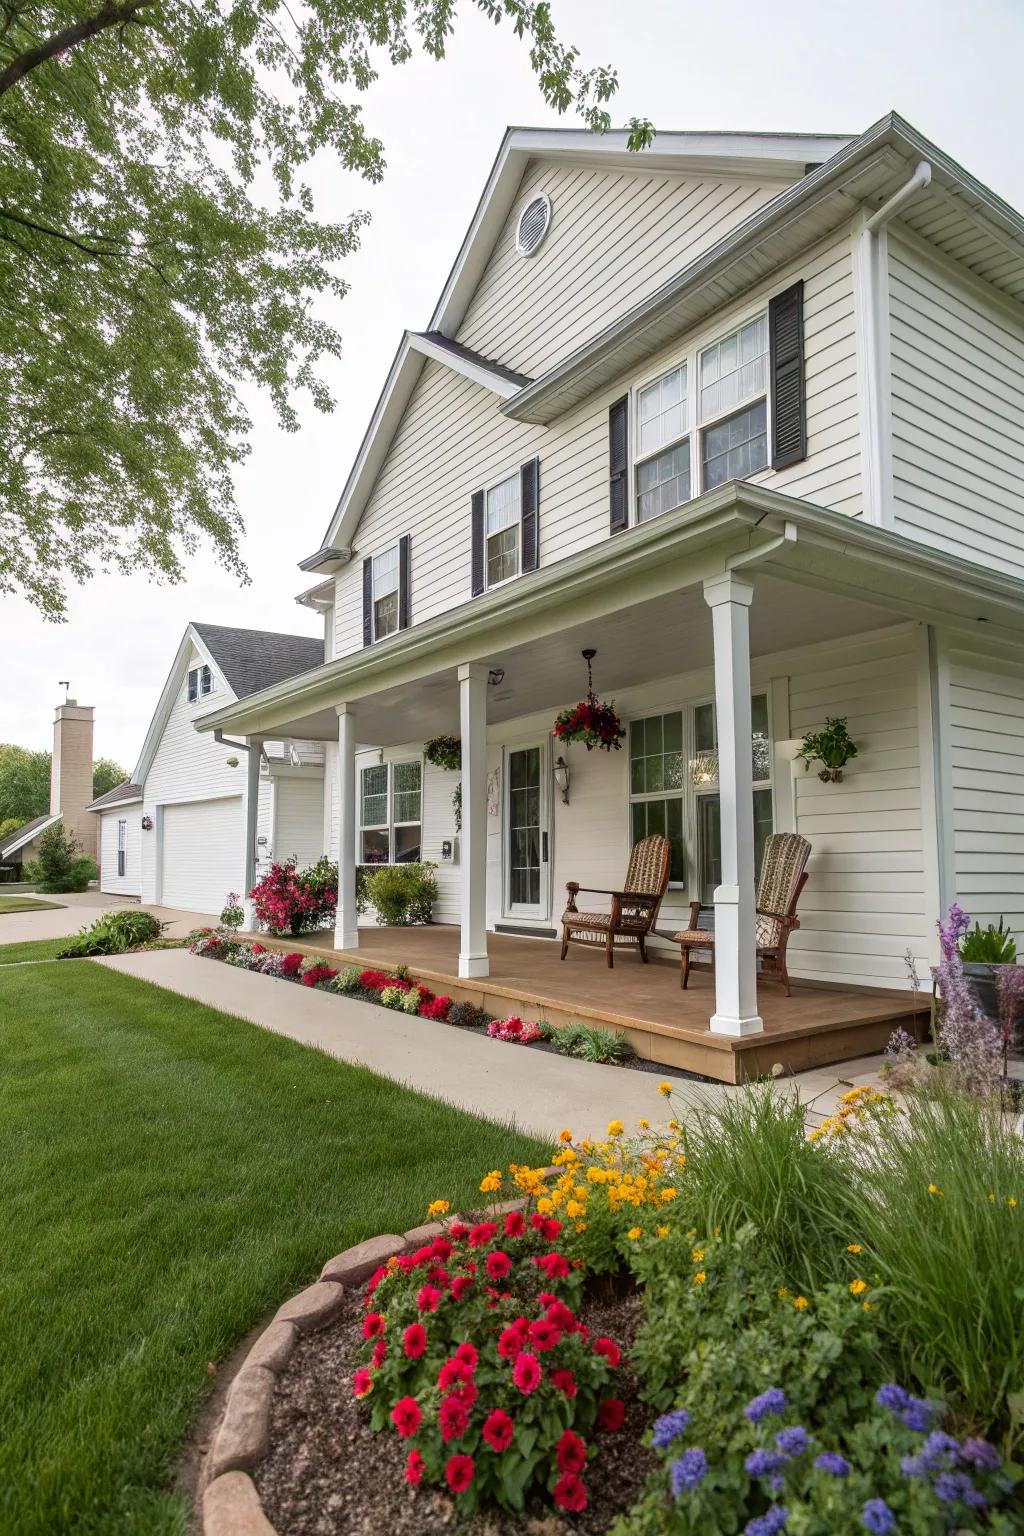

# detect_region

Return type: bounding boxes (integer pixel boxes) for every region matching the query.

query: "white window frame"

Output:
[626,709,688,889]
[358,758,422,866]
[691,689,775,905]
[630,301,773,526]
[484,470,522,591]
[371,547,400,642]
[117,817,127,878]
[187,664,214,702]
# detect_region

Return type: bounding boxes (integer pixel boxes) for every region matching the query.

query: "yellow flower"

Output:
[575,1221,587,1233]
[566,1200,584,1219]
[863,1301,873,1311]
[987,1193,996,1203]
[927,1183,942,1196]
[559,1128,573,1143]
[793,1295,809,1310]
[1010,1197,1018,1209]
[691,1248,705,1263]
[427,1199,450,1218]
[777,1287,789,1298]
[627,1226,643,1241]
[657,1225,670,1238]
[478,1173,501,1194]
[638,1118,650,1130]
[849,1279,868,1296]
[693,1270,707,1285]
[536,1196,554,1215]
[658,1081,673,1097]
[846,1243,862,1254]
[660,1186,677,1203]
[607,1120,624,1137]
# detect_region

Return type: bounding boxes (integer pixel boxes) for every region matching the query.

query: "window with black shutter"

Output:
[608,395,629,533]
[471,490,485,596]
[520,457,540,573]
[768,280,806,469]
[399,534,411,630]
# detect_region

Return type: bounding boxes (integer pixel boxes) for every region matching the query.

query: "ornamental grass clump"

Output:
[352,1182,626,1514]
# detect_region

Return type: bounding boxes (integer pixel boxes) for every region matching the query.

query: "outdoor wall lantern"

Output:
[553,755,571,805]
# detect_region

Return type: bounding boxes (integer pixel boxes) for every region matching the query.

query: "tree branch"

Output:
[0,0,154,97]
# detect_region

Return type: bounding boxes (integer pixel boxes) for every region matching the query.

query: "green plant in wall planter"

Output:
[960,918,1018,1021]
[424,735,462,832]
[796,716,859,783]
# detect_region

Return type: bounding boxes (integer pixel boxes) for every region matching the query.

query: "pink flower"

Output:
[512,1351,542,1394]
[405,1449,424,1485]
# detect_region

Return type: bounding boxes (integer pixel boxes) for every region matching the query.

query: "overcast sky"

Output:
[3,0,1021,770]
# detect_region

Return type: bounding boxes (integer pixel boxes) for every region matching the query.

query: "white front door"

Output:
[504,742,550,920]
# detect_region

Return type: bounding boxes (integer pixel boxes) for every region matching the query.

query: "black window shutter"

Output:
[520,457,540,573]
[362,557,373,646]
[608,395,629,534]
[471,490,485,596]
[398,534,411,630]
[769,280,806,470]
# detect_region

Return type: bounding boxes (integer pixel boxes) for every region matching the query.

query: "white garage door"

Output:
[275,778,325,871]
[161,797,243,913]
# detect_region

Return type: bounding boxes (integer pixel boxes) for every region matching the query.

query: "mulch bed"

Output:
[255,1286,656,1536]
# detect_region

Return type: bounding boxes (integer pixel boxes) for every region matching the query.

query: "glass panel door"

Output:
[506,745,547,917]
[697,787,774,905]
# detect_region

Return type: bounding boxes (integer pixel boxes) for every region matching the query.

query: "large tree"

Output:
[0,1,650,620]
[0,743,128,823]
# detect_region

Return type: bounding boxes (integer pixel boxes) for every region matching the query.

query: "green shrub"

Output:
[57,909,163,958]
[547,1020,633,1064]
[37,824,95,892]
[447,1000,491,1030]
[362,862,438,925]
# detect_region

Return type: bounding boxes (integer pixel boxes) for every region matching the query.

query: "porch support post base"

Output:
[334,703,359,952]
[459,661,490,981]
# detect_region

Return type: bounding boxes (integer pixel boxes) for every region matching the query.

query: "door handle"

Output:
[542,832,549,863]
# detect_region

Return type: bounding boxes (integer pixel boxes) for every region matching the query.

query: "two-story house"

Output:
[192,111,1024,1078]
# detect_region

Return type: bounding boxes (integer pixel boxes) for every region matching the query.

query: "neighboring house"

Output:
[192,111,1024,1042]
[96,623,325,911]
[0,701,95,880]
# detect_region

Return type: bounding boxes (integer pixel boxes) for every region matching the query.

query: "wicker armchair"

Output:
[560,834,671,968]
[673,832,811,996]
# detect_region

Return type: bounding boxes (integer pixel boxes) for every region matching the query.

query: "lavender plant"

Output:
[933,905,1002,1096]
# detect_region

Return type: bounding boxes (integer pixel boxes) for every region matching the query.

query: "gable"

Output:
[455,158,793,379]
[142,640,245,806]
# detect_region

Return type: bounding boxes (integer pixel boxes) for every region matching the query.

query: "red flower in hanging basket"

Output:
[553,697,625,752]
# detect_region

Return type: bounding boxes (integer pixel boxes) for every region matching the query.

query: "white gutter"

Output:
[855,161,932,529]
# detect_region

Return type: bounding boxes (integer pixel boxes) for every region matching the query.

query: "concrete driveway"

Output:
[0,889,216,945]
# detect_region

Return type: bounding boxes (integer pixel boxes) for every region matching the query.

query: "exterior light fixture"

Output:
[488,668,505,686]
[553,755,570,805]
[690,752,719,788]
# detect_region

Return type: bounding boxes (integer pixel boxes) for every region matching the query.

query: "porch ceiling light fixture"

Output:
[553,755,571,805]
[488,668,505,686]
[690,752,720,788]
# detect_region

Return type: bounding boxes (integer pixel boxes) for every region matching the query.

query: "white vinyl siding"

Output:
[332,233,862,659]
[947,644,1024,946]
[888,238,1024,580]
[456,159,791,378]
[274,777,325,871]
[161,797,243,913]
[99,809,141,896]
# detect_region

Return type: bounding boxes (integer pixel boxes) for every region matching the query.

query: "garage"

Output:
[161,796,243,913]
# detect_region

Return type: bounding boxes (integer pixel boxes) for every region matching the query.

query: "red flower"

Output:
[417,1285,442,1313]
[439,1394,470,1442]
[528,1317,561,1352]
[482,1408,515,1452]
[550,1368,577,1399]
[598,1398,625,1432]
[445,1454,475,1494]
[536,1252,570,1280]
[352,1368,372,1399]
[451,1378,478,1410]
[300,963,337,987]
[546,1300,577,1332]
[280,952,304,976]
[451,1275,473,1301]
[438,1357,473,1392]
[455,1341,478,1370]
[405,1449,424,1486]
[403,1322,427,1359]
[428,1265,450,1289]
[468,1222,498,1248]
[555,1429,587,1475]
[362,1312,385,1340]
[497,1319,530,1359]
[485,1250,512,1281]
[431,1238,454,1262]
[365,1265,388,1300]
[390,1395,423,1437]
[592,1336,621,1368]
[540,1217,562,1243]
[504,1210,526,1238]
[449,1222,470,1242]
[553,1473,588,1512]
[371,1339,386,1369]
[512,1351,542,1394]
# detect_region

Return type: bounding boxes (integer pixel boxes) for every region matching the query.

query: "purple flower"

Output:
[744,1388,787,1424]
[776,1425,810,1458]
[653,1408,692,1449]
[746,1449,785,1478]
[920,1430,959,1469]
[861,1499,895,1535]
[874,1384,910,1412]
[900,1396,937,1433]
[935,1472,985,1509]
[670,1447,707,1494]
[960,1437,1001,1472]
[744,1508,789,1536]
[814,1451,850,1477]
[901,1453,926,1479]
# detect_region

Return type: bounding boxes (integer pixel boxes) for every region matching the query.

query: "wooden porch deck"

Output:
[278,925,925,1084]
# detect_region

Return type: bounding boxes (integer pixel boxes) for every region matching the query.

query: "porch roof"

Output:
[194,484,1024,748]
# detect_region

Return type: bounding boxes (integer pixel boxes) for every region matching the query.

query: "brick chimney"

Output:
[51,699,95,857]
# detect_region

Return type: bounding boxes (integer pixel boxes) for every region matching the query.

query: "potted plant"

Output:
[959,918,1018,1020]
[553,648,626,753]
[423,736,461,829]
[795,716,859,782]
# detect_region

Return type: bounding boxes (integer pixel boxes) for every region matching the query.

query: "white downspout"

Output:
[855,161,932,528]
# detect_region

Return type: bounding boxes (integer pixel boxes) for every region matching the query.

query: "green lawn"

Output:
[0,894,63,913]
[0,961,549,1536]
[0,935,75,963]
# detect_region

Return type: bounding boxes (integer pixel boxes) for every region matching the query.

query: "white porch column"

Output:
[458,662,489,978]
[703,574,764,1036]
[242,737,263,930]
[334,704,359,950]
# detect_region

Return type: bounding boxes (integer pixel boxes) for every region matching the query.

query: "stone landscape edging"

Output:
[200,1199,539,1535]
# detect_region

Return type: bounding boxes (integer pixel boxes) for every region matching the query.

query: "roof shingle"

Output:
[191,624,325,700]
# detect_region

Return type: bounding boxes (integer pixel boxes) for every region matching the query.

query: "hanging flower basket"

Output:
[553,649,625,753]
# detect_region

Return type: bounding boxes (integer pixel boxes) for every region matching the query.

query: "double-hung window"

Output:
[485,473,520,588]
[628,712,686,883]
[699,313,769,488]
[693,692,773,904]
[635,364,690,524]
[371,548,400,640]
[360,760,422,865]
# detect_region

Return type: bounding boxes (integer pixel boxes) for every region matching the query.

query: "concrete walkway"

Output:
[99,949,887,1142]
[0,891,216,946]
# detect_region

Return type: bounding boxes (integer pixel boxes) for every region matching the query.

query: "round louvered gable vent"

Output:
[515,194,551,257]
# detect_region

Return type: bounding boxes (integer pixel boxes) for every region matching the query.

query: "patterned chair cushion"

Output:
[563,908,650,934]
[755,913,783,949]
[756,833,812,923]
[671,928,715,946]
